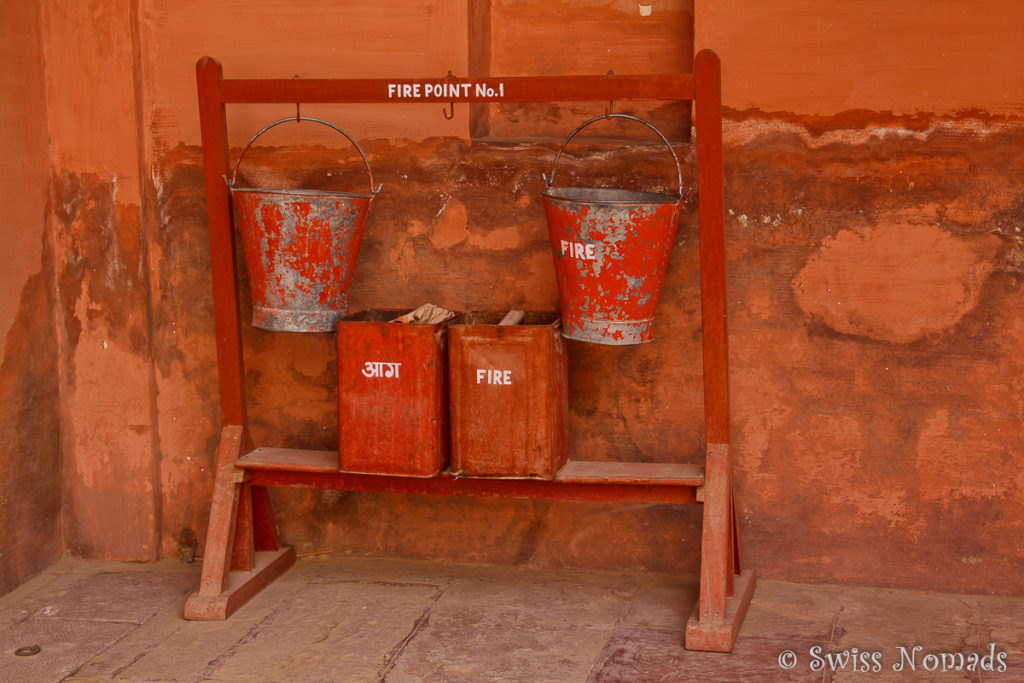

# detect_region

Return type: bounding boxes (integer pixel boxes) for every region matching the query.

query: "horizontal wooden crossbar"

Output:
[217,73,695,105]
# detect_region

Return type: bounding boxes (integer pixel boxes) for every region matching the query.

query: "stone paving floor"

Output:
[0,554,1021,682]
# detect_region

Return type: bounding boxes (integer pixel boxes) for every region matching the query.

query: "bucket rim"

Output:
[230,116,382,196]
[543,113,684,199]
[542,185,682,205]
[228,186,375,200]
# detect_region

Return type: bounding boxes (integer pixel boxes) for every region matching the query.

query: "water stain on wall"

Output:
[50,170,160,560]
[0,261,62,593]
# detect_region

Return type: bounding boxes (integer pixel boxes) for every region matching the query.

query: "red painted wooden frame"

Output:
[185,49,755,652]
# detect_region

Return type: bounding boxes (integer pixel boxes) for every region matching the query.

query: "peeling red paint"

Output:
[233,188,372,332]
[543,187,684,345]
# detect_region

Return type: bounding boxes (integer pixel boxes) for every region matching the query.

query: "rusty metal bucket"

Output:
[227,116,380,332]
[542,113,684,345]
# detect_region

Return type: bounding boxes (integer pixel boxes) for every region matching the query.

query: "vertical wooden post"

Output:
[694,48,728,446]
[196,56,247,428]
[694,44,731,621]
[468,0,492,138]
[686,49,757,652]
[251,485,283,551]
[231,481,256,572]
[186,59,296,622]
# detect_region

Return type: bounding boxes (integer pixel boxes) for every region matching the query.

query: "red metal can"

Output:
[448,312,568,479]
[542,113,685,345]
[228,116,380,333]
[337,309,453,476]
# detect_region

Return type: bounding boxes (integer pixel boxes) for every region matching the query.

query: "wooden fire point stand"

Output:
[185,49,755,653]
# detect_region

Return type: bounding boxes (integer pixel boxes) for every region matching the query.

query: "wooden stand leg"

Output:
[184,426,295,620]
[685,443,756,651]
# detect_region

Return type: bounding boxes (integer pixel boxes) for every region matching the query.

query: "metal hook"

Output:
[604,70,615,118]
[442,70,457,120]
[293,74,302,122]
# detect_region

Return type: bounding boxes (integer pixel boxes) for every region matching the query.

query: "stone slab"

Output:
[0,617,132,683]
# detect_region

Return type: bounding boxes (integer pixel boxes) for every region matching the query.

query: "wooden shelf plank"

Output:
[234,448,699,504]
[238,447,337,473]
[237,449,704,487]
[555,460,704,486]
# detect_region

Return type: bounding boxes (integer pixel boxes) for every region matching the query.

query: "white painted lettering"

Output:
[390,81,503,100]
[475,368,513,385]
[559,240,597,261]
[362,361,401,379]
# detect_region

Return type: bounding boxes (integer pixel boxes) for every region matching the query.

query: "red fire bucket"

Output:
[542,113,684,345]
[227,116,380,332]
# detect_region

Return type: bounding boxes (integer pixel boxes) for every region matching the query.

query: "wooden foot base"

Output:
[184,547,296,620]
[684,569,757,652]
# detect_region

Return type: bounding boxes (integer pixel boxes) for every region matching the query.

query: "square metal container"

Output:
[337,309,452,476]
[448,312,568,479]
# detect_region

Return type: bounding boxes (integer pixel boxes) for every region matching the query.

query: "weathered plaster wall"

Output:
[42,0,161,561]
[0,3,63,594]
[724,122,1024,591]
[5,0,1021,596]
[692,0,1024,591]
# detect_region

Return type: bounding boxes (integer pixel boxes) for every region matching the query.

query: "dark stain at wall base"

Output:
[0,238,62,594]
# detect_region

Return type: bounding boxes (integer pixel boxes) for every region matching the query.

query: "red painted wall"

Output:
[2,0,1021,596]
[697,0,1024,117]
[695,0,1024,591]
[0,3,63,594]
[42,0,162,562]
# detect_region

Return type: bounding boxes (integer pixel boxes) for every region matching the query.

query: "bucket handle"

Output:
[543,113,683,198]
[228,116,382,196]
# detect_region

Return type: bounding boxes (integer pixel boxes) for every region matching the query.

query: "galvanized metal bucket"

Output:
[227,116,380,333]
[542,113,684,345]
